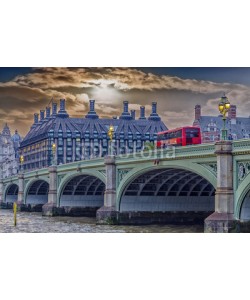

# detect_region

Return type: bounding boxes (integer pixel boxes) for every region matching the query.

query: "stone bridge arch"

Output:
[24,178,50,207]
[5,183,19,203]
[117,161,216,207]
[117,161,217,214]
[235,172,250,220]
[57,170,106,211]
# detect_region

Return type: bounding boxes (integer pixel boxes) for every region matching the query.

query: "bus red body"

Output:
[157,126,201,148]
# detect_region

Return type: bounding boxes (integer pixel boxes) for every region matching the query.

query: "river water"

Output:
[0,209,204,233]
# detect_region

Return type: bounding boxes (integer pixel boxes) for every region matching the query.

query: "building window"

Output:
[67,138,72,146]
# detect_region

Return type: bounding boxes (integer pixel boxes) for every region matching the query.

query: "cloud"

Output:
[8,67,244,94]
[2,67,250,136]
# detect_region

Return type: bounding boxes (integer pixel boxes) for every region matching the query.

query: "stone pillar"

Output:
[104,156,116,206]
[205,141,237,232]
[17,173,24,203]
[42,165,64,216]
[0,179,3,205]
[96,156,118,224]
[17,173,27,211]
[48,165,57,205]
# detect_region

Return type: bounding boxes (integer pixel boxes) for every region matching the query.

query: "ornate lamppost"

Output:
[52,142,56,165]
[20,155,24,172]
[218,94,231,140]
[107,125,114,155]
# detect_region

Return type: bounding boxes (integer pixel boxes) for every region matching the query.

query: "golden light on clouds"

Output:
[1,67,250,136]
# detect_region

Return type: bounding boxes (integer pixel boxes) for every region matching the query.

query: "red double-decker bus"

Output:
[157,126,201,148]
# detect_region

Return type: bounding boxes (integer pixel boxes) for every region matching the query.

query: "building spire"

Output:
[2,123,11,136]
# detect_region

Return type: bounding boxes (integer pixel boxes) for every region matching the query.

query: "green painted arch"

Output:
[57,170,106,206]
[4,182,19,202]
[235,172,250,219]
[23,177,50,204]
[116,161,217,210]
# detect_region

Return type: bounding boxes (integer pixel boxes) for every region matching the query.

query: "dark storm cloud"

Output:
[2,67,250,136]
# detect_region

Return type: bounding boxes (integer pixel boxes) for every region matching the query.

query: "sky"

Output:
[1,67,250,136]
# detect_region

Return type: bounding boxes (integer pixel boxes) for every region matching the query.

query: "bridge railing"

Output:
[56,157,105,172]
[6,140,250,183]
[2,175,19,185]
[232,139,250,153]
[116,143,216,163]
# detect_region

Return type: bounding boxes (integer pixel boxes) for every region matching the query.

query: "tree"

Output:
[143,141,155,151]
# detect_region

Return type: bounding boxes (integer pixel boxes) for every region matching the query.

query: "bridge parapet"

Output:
[23,167,49,179]
[57,158,104,172]
[174,143,215,158]
[2,175,18,185]
[233,139,250,154]
[116,143,216,164]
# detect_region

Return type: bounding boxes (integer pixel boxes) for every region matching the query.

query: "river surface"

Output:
[0,209,204,233]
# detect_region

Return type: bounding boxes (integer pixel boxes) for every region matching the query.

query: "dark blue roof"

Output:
[21,115,168,147]
[20,99,168,147]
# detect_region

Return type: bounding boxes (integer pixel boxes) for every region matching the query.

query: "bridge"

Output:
[1,139,250,232]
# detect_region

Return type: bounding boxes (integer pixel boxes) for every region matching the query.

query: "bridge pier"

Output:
[42,166,64,216]
[16,173,28,211]
[0,178,4,207]
[205,141,238,232]
[96,156,119,224]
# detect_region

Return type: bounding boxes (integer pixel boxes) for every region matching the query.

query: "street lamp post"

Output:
[218,94,231,141]
[52,142,56,165]
[107,125,114,155]
[20,155,24,172]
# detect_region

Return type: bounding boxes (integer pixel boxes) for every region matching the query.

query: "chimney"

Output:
[89,100,95,112]
[40,110,45,121]
[31,112,39,128]
[60,99,66,111]
[57,99,69,118]
[152,102,157,114]
[34,113,39,124]
[46,106,51,119]
[85,99,99,119]
[123,101,129,113]
[148,102,161,121]
[195,105,201,120]
[131,110,136,120]
[52,102,57,116]
[228,105,236,119]
[120,100,131,119]
[139,106,146,119]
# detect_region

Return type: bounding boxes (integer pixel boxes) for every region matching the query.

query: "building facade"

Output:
[193,104,250,143]
[0,124,22,178]
[20,99,168,171]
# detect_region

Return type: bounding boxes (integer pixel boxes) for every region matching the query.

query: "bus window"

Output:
[176,130,182,138]
[157,133,166,140]
[185,128,200,138]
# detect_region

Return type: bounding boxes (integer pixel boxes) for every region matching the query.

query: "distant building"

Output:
[20,99,168,171]
[0,124,22,178]
[193,104,250,143]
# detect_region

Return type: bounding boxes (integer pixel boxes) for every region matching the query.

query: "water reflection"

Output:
[0,210,204,233]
